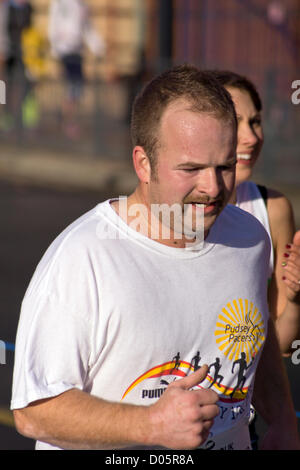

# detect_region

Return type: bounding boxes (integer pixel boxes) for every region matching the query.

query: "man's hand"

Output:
[148,365,219,449]
[283,230,300,305]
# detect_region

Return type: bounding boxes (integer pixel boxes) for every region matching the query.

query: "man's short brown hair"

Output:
[130,64,237,173]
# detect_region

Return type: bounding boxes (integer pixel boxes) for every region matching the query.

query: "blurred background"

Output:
[0,0,299,449]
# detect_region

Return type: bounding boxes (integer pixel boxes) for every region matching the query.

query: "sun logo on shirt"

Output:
[214,299,266,363]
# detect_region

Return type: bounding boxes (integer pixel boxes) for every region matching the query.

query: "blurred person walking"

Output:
[213,70,300,357]
[21,21,48,131]
[0,0,9,79]
[1,0,33,132]
[48,0,105,139]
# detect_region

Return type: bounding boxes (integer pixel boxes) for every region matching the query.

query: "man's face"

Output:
[146,100,237,241]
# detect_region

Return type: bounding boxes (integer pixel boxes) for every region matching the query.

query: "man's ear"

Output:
[132,146,151,184]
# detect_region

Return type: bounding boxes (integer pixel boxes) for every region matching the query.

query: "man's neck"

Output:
[110,190,207,248]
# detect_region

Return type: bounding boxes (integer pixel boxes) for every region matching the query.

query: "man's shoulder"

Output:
[219,204,271,246]
[224,203,268,230]
[23,201,111,298]
[54,203,103,246]
[38,201,110,265]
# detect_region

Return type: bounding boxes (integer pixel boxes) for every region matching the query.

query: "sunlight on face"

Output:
[147,100,237,241]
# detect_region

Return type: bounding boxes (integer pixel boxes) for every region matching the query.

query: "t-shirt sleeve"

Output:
[11,231,100,410]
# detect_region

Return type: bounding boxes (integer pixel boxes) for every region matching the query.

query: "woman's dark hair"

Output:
[209,70,262,112]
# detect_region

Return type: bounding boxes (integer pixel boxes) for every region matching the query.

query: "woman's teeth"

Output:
[237,154,252,160]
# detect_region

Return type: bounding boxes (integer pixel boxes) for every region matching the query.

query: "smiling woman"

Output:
[229,87,263,186]
[212,70,300,357]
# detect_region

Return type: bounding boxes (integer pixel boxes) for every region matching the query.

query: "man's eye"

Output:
[219,164,235,171]
[182,168,198,173]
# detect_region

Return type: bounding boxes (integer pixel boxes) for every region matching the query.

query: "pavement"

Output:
[0,142,138,196]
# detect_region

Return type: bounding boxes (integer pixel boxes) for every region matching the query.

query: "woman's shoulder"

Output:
[265,187,294,223]
[264,187,295,245]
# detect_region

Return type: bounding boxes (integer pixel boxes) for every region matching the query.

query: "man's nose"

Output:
[195,168,221,199]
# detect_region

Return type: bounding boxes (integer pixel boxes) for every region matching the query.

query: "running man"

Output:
[11,65,299,450]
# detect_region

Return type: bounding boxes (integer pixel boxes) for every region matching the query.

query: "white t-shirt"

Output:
[235,181,274,279]
[11,200,270,450]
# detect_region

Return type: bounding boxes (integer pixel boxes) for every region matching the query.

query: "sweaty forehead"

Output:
[155,102,237,168]
[159,100,235,146]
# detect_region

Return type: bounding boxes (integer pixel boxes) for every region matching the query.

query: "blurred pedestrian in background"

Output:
[21,14,47,131]
[48,0,105,140]
[1,0,33,132]
[0,0,9,79]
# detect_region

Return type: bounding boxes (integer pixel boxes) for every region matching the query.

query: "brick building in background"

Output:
[146,0,300,183]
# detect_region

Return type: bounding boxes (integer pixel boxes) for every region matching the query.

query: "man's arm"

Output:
[252,318,300,449]
[13,365,219,450]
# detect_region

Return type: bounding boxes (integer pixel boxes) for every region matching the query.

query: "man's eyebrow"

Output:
[175,161,206,169]
[175,157,237,169]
